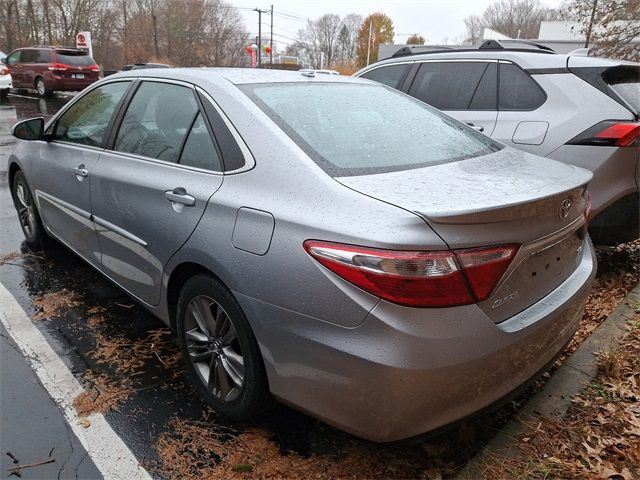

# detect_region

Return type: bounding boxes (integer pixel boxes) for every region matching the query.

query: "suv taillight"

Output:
[88,64,100,72]
[48,63,68,71]
[304,240,518,308]
[0,66,7,75]
[567,121,640,147]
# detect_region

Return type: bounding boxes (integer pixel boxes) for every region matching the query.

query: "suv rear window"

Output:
[242,82,502,177]
[55,51,94,66]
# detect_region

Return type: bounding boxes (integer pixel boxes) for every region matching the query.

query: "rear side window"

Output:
[36,50,51,63]
[55,51,95,66]
[498,63,546,110]
[179,113,222,171]
[360,64,410,89]
[604,65,640,113]
[55,81,130,147]
[243,83,502,177]
[408,62,491,110]
[115,82,198,162]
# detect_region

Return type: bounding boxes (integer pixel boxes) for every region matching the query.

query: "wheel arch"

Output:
[8,161,21,193]
[166,262,222,330]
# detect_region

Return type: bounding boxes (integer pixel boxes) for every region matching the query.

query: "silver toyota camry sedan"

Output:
[9,68,596,442]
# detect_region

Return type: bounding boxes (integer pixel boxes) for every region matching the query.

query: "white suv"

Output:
[0,50,12,99]
[355,40,640,245]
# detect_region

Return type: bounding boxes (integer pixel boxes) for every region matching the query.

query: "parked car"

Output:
[355,40,640,245]
[0,50,12,99]
[3,46,99,97]
[9,68,595,442]
[121,63,172,71]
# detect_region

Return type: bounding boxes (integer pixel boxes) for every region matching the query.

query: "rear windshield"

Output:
[56,51,94,66]
[242,82,502,176]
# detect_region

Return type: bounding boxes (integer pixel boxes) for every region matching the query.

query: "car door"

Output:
[91,79,224,306]
[5,50,23,86]
[406,60,499,136]
[490,61,549,153]
[30,80,132,265]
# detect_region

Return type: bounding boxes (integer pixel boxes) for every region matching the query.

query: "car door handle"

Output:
[74,165,89,179]
[165,188,195,206]
[466,123,485,133]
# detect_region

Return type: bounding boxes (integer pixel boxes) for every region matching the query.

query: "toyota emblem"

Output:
[559,198,572,219]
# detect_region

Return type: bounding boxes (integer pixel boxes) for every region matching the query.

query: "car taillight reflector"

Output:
[0,67,8,75]
[48,63,68,71]
[456,245,518,301]
[88,64,100,72]
[568,121,640,147]
[303,240,519,308]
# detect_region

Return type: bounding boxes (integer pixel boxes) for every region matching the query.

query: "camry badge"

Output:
[559,198,572,219]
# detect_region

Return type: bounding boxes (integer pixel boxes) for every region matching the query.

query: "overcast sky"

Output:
[232,0,564,50]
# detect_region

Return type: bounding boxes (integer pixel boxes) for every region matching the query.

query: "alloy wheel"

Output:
[183,295,245,402]
[14,180,37,240]
[36,79,46,96]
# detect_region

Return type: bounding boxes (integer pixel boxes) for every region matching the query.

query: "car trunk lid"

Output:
[336,148,592,322]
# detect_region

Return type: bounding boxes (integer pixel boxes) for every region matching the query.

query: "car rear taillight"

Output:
[304,240,519,308]
[88,64,100,72]
[567,121,640,147]
[0,66,8,75]
[48,63,68,71]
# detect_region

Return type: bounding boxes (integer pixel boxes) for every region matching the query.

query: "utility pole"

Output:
[270,5,274,65]
[253,7,268,67]
[584,0,598,48]
[366,20,372,66]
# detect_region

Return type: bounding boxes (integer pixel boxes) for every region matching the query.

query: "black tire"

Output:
[35,77,53,97]
[11,170,47,249]
[176,274,269,420]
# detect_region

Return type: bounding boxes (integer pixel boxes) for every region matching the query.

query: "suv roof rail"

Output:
[391,45,473,58]
[478,39,556,53]
[389,39,557,59]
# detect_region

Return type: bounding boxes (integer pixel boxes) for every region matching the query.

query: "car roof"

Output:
[359,49,627,72]
[110,67,367,86]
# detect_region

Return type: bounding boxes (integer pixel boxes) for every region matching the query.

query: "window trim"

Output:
[358,61,414,89]
[106,77,225,176]
[196,86,255,174]
[406,59,497,112]
[497,60,547,112]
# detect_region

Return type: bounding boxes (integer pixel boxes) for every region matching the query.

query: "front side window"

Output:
[360,64,411,89]
[54,81,130,147]
[498,63,546,110]
[243,82,502,177]
[6,51,20,65]
[408,62,490,110]
[115,82,198,162]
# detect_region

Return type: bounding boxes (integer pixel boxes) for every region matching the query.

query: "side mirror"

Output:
[12,117,44,141]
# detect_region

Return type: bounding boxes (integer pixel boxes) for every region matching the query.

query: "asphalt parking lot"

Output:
[0,92,638,479]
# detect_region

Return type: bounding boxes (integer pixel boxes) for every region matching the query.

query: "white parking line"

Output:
[0,282,152,480]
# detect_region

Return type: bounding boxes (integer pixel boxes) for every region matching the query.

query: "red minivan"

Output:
[4,46,99,97]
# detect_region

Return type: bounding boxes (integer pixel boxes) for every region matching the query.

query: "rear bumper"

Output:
[46,73,97,91]
[236,238,596,442]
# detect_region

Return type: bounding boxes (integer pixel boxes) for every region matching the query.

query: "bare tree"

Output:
[296,13,342,68]
[474,0,561,39]
[463,15,483,45]
[570,0,640,61]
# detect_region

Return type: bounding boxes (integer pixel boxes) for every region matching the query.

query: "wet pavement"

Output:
[0,92,638,479]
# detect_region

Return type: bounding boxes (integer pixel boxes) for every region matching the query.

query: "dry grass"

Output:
[32,288,81,320]
[73,373,133,417]
[480,309,640,480]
